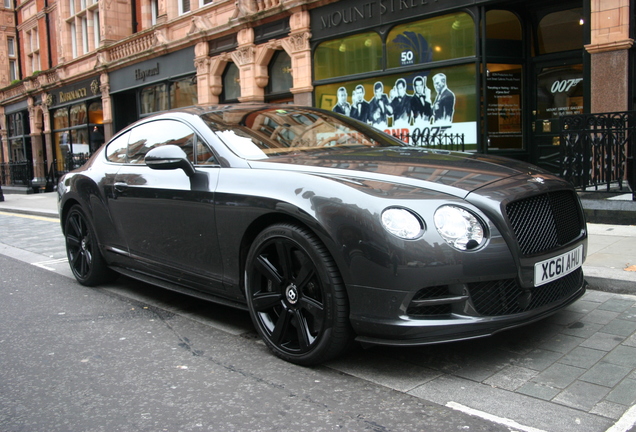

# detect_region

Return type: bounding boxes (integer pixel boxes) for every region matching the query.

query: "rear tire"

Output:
[64,205,115,286]
[245,223,353,365]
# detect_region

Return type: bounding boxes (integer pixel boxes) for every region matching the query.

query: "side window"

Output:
[127,120,195,164]
[106,131,130,163]
[196,140,217,165]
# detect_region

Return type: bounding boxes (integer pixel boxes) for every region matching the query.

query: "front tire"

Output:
[245,224,353,365]
[64,205,114,286]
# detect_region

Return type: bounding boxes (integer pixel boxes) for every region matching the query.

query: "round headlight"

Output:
[381,208,423,239]
[434,205,485,250]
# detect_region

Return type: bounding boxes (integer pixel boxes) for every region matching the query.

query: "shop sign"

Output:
[135,63,160,82]
[59,87,88,103]
[50,78,101,106]
[537,66,583,119]
[311,0,474,39]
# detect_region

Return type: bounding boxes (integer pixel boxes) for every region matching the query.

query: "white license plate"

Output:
[534,245,583,287]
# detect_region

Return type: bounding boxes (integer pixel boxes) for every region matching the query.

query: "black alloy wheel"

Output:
[245,224,352,365]
[64,205,113,286]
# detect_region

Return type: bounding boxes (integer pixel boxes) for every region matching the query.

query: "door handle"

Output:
[113,182,128,194]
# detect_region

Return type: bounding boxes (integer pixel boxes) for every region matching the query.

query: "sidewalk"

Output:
[1,191,635,294]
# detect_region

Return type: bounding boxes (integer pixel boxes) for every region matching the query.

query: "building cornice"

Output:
[585,39,634,54]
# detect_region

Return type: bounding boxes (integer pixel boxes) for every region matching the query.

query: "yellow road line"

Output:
[0,211,58,222]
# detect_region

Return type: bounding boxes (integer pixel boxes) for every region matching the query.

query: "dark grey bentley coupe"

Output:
[58,105,587,365]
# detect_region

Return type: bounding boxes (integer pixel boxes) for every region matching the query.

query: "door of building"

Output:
[530,61,584,174]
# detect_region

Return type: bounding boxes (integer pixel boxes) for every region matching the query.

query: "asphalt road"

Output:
[1,211,635,432]
[0,253,510,432]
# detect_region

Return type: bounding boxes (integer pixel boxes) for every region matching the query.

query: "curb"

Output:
[0,207,59,219]
[583,266,636,295]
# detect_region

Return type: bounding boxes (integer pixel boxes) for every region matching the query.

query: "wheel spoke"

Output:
[292,309,313,350]
[68,215,82,238]
[79,251,89,276]
[300,296,324,320]
[252,291,283,312]
[254,255,283,287]
[270,307,292,345]
[275,240,293,280]
[293,254,314,291]
[66,234,81,249]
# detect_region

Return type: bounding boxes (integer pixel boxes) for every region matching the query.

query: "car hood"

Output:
[248,147,552,197]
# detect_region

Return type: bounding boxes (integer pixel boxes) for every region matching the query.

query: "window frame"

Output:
[178,0,191,15]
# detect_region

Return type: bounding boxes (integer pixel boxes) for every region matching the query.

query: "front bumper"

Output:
[347,267,586,346]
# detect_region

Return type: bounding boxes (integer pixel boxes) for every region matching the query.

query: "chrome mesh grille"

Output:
[506,190,583,256]
[469,268,584,317]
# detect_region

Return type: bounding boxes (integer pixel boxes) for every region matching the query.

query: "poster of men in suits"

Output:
[329,71,465,147]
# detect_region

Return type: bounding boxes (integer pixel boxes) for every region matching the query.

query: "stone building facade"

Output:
[0,0,634,191]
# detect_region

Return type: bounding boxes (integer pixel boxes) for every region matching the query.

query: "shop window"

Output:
[53,109,70,130]
[267,50,293,102]
[485,64,523,150]
[88,101,103,124]
[89,101,105,152]
[222,63,241,102]
[70,103,87,126]
[538,9,583,54]
[314,32,382,81]
[485,10,522,58]
[140,83,169,115]
[170,77,198,108]
[387,13,475,69]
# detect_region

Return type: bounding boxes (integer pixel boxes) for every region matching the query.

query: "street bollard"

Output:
[0,184,4,202]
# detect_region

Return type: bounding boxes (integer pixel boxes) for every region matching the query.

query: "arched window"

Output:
[538,9,583,54]
[386,13,475,69]
[485,10,522,58]
[314,32,382,81]
[267,50,293,103]
[222,62,241,102]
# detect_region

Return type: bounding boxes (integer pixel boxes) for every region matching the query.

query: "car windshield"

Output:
[201,107,405,160]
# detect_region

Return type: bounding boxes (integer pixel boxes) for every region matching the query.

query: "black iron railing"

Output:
[1,153,92,191]
[0,161,33,187]
[560,111,635,200]
[389,130,466,152]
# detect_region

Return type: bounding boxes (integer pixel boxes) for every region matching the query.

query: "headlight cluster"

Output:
[434,205,485,250]
[380,205,487,250]
[381,208,423,240]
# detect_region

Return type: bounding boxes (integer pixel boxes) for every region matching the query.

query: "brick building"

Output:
[0,0,633,192]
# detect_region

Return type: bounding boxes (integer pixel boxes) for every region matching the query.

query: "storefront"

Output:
[109,47,198,133]
[2,100,32,186]
[310,0,587,171]
[49,77,105,173]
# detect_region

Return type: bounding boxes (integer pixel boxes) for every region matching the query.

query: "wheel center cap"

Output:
[81,238,87,251]
[285,283,299,305]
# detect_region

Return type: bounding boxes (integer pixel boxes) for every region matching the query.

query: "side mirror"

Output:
[145,145,196,177]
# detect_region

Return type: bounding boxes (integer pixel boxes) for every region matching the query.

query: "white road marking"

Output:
[32,258,68,271]
[446,401,547,432]
[605,405,636,432]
